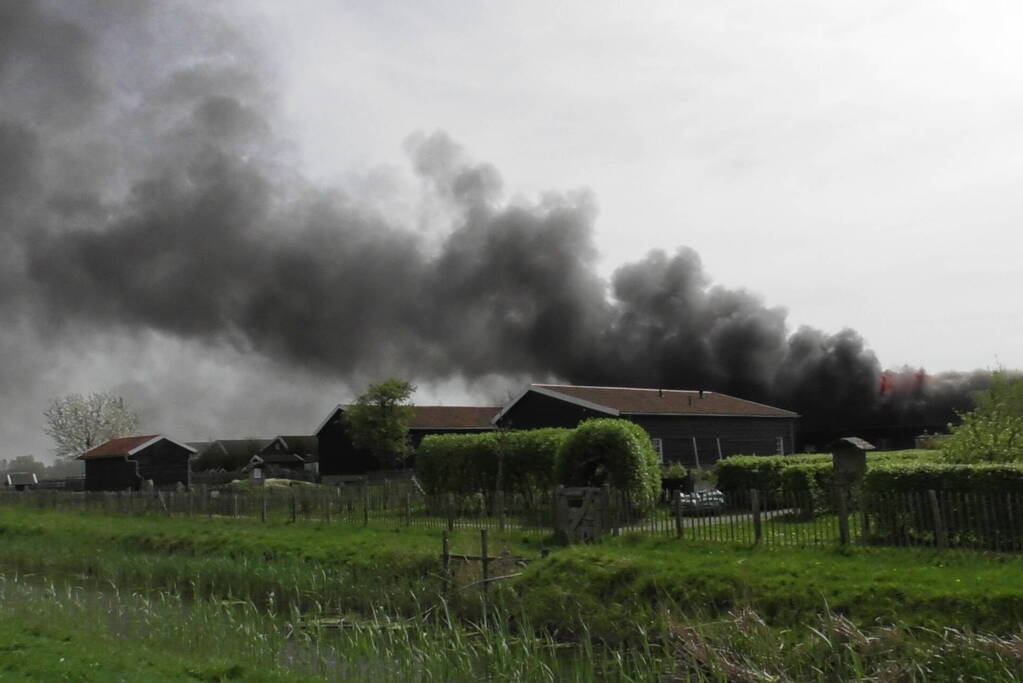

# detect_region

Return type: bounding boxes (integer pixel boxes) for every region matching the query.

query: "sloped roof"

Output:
[409,406,501,430]
[316,405,500,435]
[5,473,38,486]
[213,439,273,459]
[260,435,319,456]
[501,384,798,420]
[79,435,197,460]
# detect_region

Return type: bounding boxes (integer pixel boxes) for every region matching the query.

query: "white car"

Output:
[678,489,726,515]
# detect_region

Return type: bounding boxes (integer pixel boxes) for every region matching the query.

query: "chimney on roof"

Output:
[699,389,704,399]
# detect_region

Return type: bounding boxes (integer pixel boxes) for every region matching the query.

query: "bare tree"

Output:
[44,393,140,460]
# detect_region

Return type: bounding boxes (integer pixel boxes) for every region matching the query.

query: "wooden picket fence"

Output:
[2,485,1022,553]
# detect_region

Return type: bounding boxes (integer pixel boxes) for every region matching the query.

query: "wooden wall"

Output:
[497,390,797,468]
[84,458,140,492]
[134,440,191,489]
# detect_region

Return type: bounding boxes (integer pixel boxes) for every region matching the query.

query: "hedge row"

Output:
[714,450,941,500]
[863,461,1023,494]
[416,428,569,499]
[864,462,1023,549]
[416,419,662,510]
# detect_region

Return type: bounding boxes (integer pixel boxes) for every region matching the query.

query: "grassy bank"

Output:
[3,507,1023,636]
[511,535,1023,640]
[3,506,1023,679]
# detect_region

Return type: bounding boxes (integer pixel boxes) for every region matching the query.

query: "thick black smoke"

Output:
[2,1,991,448]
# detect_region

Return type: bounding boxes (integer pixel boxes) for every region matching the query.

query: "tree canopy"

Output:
[943,372,1023,463]
[44,393,139,460]
[343,379,416,469]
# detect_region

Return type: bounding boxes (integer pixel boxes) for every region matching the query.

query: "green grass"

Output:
[3,505,1023,679]
[510,535,1023,640]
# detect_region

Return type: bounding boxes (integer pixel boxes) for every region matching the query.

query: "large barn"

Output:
[79,435,195,491]
[494,384,799,467]
[317,405,500,478]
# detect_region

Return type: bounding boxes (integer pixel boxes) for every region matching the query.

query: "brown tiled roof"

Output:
[79,435,160,460]
[533,385,799,418]
[410,406,501,430]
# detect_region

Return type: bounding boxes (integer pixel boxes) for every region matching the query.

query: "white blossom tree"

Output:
[44,393,140,460]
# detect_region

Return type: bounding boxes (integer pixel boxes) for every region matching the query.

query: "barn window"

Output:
[651,438,664,463]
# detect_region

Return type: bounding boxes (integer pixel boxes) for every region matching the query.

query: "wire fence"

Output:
[2,485,1022,553]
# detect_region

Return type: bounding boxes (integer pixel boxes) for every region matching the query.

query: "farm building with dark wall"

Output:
[248,435,319,473]
[189,439,272,472]
[495,384,799,468]
[317,405,500,478]
[79,435,195,491]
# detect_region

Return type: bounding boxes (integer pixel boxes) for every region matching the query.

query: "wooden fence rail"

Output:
[2,485,1023,553]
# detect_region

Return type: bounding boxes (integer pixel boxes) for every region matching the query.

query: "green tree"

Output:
[943,372,1023,463]
[343,378,416,469]
[44,393,139,460]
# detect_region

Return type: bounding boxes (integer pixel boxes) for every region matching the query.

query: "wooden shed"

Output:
[79,435,195,491]
[494,384,799,468]
[316,405,500,478]
[247,435,319,474]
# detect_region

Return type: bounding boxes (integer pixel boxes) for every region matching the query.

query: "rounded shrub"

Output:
[556,419,661,510]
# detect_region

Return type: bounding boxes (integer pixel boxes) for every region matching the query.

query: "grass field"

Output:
[2,506,1023,680]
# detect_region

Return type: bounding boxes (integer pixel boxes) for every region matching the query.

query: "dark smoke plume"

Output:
[1,1,992,449]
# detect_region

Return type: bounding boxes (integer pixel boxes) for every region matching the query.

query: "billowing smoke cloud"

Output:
[1,1,991,452]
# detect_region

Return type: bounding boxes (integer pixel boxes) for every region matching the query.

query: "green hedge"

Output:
[416,428,570,498]
[864,462,1023,549]
[556,419,661,511]
[863,461,1023,494]
[715,450,940,500]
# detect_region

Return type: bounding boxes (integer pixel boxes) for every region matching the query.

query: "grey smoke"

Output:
[1,1,990,451]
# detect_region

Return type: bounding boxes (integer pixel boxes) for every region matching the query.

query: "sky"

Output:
[2,1,1021,460]
[253,0,1023,371]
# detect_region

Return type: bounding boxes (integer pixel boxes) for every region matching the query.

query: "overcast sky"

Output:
[3,1,1021,460]
[253,0,1023,372]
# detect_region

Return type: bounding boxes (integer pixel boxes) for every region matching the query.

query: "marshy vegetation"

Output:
[2,506,1023,680]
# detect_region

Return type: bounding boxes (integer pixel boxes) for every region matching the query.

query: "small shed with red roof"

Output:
[78,435,196,491]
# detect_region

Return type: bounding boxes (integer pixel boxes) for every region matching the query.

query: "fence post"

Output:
[442,531,451,591]
[260,491,267,523]
[447,493,455,532]
[859,487,870,541]
[363,486,370,526]
[481,529,490,619]
[928,489,947,551]
[751,489,762,544]
[232,493,238,519]
[673,490,684,539]
[291,493,297,523]
[836,487,850,546]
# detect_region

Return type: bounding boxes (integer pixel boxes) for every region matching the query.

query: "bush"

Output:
[863,461,1023,494]
[416,428,571,499]
[556,419,661,511]
[416,433,497,496]
[715,450,940,500]
[943,372,1023,463]
[863,461,1023,549]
